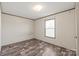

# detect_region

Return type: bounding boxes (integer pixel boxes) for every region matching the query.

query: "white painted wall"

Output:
[76,2,79,56]
[0,3,1,51]
[35,9,76,51]
[1,13,34,46]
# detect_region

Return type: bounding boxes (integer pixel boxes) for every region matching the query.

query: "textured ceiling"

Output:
[1,2,75,20]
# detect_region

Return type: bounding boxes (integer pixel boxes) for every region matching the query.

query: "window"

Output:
[45,19,55,38]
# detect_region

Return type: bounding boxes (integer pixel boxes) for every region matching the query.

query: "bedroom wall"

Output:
[35,9,76,51]
[76,2,79,56]
[1,13,34,46]
[0,3,1,51]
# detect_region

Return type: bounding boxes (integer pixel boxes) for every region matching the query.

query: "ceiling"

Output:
[1,2,75,20]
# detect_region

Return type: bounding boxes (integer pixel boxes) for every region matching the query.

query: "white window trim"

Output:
[44,18,56,39]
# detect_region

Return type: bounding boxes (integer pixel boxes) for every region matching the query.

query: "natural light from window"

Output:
[45,19,55,38]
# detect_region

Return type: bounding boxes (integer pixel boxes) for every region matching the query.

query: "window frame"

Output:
[44,18,56,39]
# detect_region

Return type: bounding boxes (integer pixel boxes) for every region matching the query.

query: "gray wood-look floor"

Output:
[0,39,76,56]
